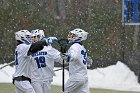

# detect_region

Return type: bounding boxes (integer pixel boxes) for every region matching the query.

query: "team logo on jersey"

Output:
[32,51,47,57]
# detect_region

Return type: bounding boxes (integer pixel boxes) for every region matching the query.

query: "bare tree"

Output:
[54,0,66,20]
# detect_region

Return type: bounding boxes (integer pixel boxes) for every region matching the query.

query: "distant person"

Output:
[61,28,90,93]
[13,30,57,93]
[30,29,63,93]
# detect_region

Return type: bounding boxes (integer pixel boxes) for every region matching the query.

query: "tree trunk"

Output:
[133,25,139,51]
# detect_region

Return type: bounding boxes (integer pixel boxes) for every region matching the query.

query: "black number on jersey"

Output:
[34,56,46,68]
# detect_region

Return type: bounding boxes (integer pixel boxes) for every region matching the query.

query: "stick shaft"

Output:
[62,59,65,91]
[54,66,68,71]
[0,61,15,69]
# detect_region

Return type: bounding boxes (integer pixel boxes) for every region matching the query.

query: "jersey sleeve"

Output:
[18,44,31,57]
[68,45,80,62]
[50,47,63,63]
[27,40,48,55]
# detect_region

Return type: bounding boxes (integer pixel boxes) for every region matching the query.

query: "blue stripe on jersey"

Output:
[81,50,87,65]
[15,51,18,65]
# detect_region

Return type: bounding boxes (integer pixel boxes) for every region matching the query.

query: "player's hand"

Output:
[46,37,58,44]
[61,53,68,60]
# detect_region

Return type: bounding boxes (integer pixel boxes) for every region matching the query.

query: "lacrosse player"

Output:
[61,28,90,93]
[13,30,57,93]
[30,29,63,93]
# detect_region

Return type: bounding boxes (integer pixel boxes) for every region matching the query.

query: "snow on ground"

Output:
[0,63,15,83]
[0,61,140,91]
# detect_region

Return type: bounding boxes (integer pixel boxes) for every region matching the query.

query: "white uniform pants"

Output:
[31,80,51,93]
[64,78,90,93]
[14,81,36,93]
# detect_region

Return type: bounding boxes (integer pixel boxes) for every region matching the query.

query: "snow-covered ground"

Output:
[0,61,140,91]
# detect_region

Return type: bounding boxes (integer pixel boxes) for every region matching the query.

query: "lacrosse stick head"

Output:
[57,39,69,53]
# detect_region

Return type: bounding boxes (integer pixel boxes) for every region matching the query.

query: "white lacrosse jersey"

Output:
[30,45,61,82]
[67,43,88,80]
[13,43,32,78]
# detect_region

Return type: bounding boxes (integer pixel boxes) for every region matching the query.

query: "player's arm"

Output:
[61,48,79,62]
[27,40,47,55]
[27,37,57,55]
[70,50,78,59]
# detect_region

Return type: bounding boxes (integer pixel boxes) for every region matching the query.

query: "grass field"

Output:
[0,83,140,93]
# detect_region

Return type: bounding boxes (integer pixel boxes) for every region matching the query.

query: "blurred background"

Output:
[0,0,140,83]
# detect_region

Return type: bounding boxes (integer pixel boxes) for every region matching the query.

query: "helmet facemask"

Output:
[67,32,78,43]
[31,29,45,43]
[31,35,40,43]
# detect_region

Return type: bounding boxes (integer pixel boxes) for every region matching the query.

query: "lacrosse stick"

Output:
[57,39,69,92]
[0,61,15,69]
[54,66,69,71]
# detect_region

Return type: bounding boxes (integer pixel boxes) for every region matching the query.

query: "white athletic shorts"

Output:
[31,80,51,93]
[14,81,36,93]
[64,78,90,93]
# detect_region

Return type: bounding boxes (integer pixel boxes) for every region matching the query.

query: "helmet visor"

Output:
[67,32,77,42]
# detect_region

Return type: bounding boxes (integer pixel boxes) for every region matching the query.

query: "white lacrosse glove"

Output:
[46,37,58,44]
